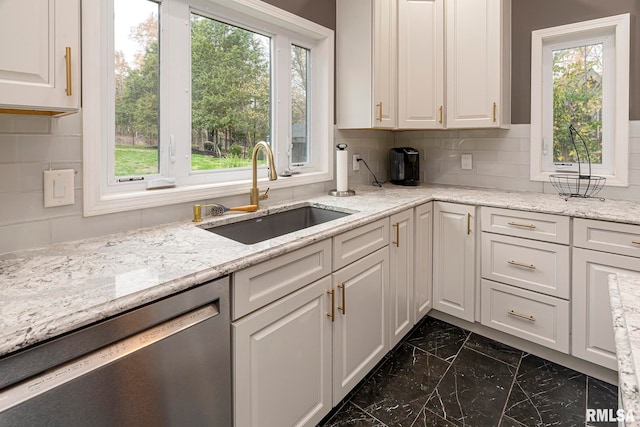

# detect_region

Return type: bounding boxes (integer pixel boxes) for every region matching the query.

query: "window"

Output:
[530,14,630,186]
[82,0,334,216]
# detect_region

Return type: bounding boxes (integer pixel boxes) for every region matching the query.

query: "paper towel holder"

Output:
[329,143,356,197]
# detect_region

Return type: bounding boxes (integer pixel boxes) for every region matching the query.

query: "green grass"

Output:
[115,145,257,176]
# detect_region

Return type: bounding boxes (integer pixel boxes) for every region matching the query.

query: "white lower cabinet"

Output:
[433,201,476,321]
[481,279,570,352]
[233,276,333,427]
[414,203,433,323]
[572,248,640,370]
[332,247,389,402]
[389,209,414,348]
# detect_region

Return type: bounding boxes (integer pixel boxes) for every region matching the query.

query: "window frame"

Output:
[82,0,334,216]
[530,13,630,187]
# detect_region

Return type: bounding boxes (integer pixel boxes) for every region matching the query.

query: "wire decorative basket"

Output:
[549,125,606,201]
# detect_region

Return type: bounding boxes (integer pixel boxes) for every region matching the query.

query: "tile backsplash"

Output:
[0,114,638,254]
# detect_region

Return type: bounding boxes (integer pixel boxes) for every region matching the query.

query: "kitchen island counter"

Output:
[610,273,640,425]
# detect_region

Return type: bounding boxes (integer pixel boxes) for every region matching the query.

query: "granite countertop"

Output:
[609,273,640,425]
[3,184,640,358]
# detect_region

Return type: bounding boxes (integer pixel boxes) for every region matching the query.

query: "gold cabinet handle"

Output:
[376,102,383,122]
[508,260,536,270]
[508,309,535,322]
[337,283,346,314]
[632,240,640,245]
[392,223,400,247]
[65,47,72,96]
[327,289,335,322]
[439,105,443,124]
[492,102,497,122]
[508,221,536,229]
[467,213,471,235]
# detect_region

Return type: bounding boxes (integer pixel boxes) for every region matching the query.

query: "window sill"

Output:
[529,170,628,188]
[83,170,332,217]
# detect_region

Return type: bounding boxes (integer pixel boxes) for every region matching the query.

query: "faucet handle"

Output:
[259,187,270,201]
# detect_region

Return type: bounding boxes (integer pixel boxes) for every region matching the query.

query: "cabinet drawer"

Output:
[333,219,389,271]
[481,233,570,299]
[574,218,640,258]
[481,207,570,244]
[480,279,569,353]
[232,240,332,320]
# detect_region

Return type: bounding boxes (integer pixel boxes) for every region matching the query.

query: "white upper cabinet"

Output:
[445,0,510,128]
[0,0,80,115]
[337,0,510,130]
[337,0,396,129]
[398,0,444,129]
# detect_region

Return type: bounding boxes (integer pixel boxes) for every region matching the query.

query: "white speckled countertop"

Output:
[2,184,640,358]
[609,273,640,425]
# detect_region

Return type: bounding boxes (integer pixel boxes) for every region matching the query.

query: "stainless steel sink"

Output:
[203,206,352,244]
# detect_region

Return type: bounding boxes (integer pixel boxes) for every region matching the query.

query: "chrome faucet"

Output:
[250,141,278,207]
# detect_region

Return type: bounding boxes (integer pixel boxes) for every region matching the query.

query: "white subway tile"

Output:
[0,135,20,163]
[51,209,142,244]
[0,164,22,192]
[12,115,52,134]
[0,220,52,254]
[495,177,544,193]
[476,162,521,177]
[497,151,530,165]
[458,129,499,138]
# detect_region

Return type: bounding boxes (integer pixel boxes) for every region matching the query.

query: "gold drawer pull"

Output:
[392,223,400,247]
[507,221,536,229]
[65,47,72,96]
[467,213,471,235]
[508,310,535,322]
[632,240,640,245]
[327,289,335,322]
[376,102,383,122]
[337,283,346,315]
[493,102,497,122]
[508,260,536,270]
[439,105,443,124]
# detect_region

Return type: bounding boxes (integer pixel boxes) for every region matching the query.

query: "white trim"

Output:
[530,13,630,187]
[82,0,334,216]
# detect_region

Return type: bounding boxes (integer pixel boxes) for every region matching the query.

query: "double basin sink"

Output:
[202,205,352,244]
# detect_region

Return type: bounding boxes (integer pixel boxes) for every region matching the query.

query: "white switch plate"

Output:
[461,153,473,170]
[44,169,75,207]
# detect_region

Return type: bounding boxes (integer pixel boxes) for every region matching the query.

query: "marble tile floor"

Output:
[318,316,618,427]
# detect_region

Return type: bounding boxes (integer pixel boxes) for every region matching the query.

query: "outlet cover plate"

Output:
[461,153,473,170]
[44,169,75,207]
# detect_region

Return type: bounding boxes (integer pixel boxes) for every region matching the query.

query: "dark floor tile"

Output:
[504,353,586,427]
[586,377,619,426]
[424,347,515,426]
[350,342,449,427]
[320,402,386,427]
[464,333,523,367]
[406,317,469,362]
[498,414,527,426]
[410,408,458,426]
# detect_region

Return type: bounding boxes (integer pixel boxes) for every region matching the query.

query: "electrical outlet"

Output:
[461,153,473,170]
[353,154,361,171]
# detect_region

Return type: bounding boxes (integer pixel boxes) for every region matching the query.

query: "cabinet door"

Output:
[372,0,397,128]
[389,209,414,347]
[0,0,80,113]
[398,0,444,129]
[433,202,475,322]
[445,0,509,128]
[572,249,640,371]
[233,276,332,427]
[333,247,389,402]
[414,203,433,322]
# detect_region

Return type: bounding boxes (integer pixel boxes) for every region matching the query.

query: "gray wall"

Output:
[262,0,336,29]
[512,0,640,123]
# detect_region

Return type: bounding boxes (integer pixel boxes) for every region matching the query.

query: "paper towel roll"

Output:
[336,149,348,192]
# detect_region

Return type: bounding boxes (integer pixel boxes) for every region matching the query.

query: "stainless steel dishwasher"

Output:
[0,276,231,426]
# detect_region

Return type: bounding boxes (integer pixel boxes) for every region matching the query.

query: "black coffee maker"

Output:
[389,147,419,186]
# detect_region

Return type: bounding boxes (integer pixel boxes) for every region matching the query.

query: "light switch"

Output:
[44,169,75,207]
